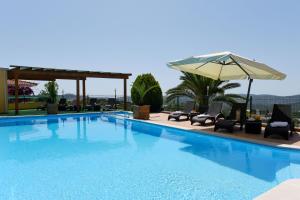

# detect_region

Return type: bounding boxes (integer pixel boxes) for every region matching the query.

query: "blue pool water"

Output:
[0,112,300,200]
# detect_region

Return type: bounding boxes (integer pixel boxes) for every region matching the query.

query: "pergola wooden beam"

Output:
[8,71,128,80]
[8,65,131,115]
[8,65,131,79]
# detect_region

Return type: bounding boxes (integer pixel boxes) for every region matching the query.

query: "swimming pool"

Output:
[0,112,299,200]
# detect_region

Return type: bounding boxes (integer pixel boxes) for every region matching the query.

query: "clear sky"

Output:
[1,0,299,96]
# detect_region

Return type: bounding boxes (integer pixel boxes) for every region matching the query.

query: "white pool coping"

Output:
[254,179,300,200]
[136,118,300,151]
[0,110,127,118]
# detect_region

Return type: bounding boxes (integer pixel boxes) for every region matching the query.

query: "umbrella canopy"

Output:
[167,51,286,81]
[167,51,286,121]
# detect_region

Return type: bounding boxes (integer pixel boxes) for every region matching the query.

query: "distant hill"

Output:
[163,94,300,113]
[61,94,131,102]
[61,93,76,100]
[249,94,300,113]
[250,94,300,104]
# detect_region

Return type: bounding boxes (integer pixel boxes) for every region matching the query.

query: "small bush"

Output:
[131,74,163,112]
[40,81,59,103]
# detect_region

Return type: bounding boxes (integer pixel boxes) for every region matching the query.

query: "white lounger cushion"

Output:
[270,121,288,127]
[196,114,210,118]
[173,111,184,114]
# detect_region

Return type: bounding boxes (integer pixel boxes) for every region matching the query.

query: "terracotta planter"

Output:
[132,105,150,120]
[47,104,58,114]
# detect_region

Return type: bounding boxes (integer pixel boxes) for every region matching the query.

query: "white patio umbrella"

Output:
[167,51,286,115]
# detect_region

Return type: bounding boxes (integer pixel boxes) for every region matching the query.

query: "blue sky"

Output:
[1,0,299,96]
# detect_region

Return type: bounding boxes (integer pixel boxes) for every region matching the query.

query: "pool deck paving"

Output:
[146,113,300,199]
[254,179,300,200]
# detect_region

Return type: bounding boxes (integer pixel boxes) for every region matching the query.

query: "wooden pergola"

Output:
[7,65,132,114]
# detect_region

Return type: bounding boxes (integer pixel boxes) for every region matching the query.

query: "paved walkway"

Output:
[254,179,300,200]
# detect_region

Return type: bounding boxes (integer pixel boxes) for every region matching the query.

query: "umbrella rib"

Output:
[194,61,210,70]
[217,65,223,80]
[195,54,229,70]
[229,55,250,78]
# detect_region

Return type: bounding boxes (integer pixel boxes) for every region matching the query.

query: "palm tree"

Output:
[166,72,244,110]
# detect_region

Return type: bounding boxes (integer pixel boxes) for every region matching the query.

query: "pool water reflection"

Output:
[0,113,299,200]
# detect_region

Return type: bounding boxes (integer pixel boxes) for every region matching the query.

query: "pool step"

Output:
[254,179,300,200]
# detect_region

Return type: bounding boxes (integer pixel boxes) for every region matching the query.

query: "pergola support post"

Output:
[14,74,19,115]
[123,78,127,111]
[76,79,80,112]
[82,79,86,110]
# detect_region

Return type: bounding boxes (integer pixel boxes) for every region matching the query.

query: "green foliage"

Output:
[131,74,163,112]
[40,81,59,104]
[132,84,160,105]
[166,72,244,109]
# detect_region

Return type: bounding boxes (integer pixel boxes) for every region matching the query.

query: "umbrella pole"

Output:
[245,78,253,118]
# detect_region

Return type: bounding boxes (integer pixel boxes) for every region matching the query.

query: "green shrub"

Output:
[40,81,59,103]
[131,74,163,112]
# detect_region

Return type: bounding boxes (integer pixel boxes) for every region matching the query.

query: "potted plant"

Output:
[131,83,160,120]
[42,81,59,114]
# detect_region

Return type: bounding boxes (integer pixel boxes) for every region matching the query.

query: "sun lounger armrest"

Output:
[266,118,274,125]
[291,121,295,132]
[215,113,224,120]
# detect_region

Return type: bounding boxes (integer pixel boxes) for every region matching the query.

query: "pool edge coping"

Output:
[0,111,299,151]
[254,179,300,200]
[0,111,131,120]
[129,117,300,151]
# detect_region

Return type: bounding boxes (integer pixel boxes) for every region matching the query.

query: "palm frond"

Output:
[166,72,242,108]
[212,96,238,104]
[225,93,246,99]
[132,84,160,105]
[221,82,241,90]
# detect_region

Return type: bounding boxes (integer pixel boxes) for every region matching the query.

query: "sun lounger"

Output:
[214,103,246,133]
[264,104,294,140]
[58,98,68,111]
[191,102,223,126]
[168,101,195,121]
[103,98,118,111]
[84,98,101,111]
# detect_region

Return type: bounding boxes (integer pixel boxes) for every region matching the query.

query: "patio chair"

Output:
[73,105,82,111]
[103,98,117,111]
[58,98,68,111]
[264,104,294,140]
[168,101,195,121]
[214,103,246,133]
[191,102,223,126]
[84,98,101,111]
